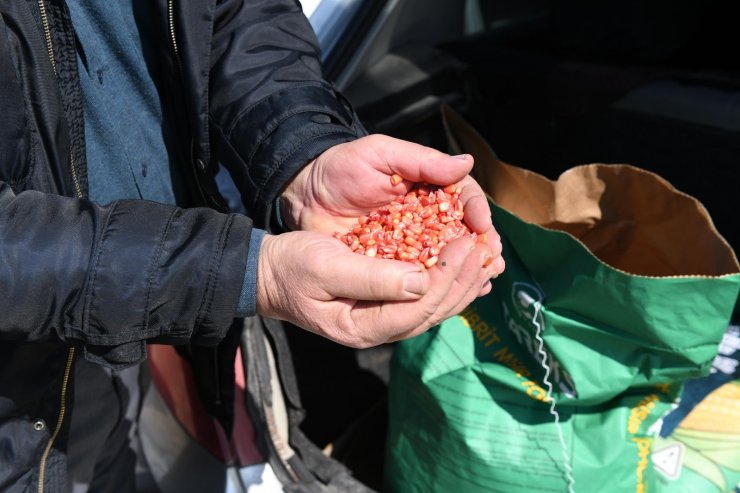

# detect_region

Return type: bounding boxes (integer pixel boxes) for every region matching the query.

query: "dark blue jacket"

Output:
[0,0,363,490]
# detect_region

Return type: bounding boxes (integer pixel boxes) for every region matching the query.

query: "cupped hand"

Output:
[280,135,499,254]
[256,230,501,348]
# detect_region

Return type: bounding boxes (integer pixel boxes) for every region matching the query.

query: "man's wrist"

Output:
[276,158,314,232]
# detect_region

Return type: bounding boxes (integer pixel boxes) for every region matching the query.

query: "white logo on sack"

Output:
[652,443,684,481]
[503,282,577,398]
[712,325,739,375]
[512,282,546,329]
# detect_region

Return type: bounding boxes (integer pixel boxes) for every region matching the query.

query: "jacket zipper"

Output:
[168,0,183,74]
[36,2,80,491]
[38,0,56,76]
[38,0,83,199]
[37,347,75,493]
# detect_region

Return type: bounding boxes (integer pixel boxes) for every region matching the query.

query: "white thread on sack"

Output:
[521,292,576,493]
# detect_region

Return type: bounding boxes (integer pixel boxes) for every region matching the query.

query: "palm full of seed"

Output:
[334,175,488,269]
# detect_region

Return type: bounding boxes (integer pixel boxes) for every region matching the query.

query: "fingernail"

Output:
[451,154,469,160]
[403,271,426,295]
[483,255,493,268]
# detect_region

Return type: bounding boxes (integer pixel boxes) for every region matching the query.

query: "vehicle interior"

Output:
[285,0,740,489]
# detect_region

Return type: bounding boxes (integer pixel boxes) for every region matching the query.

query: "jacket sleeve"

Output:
[0,182,252,368]
[209,0,367,230]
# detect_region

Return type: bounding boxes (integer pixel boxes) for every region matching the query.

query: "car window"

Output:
[305,0,369,60]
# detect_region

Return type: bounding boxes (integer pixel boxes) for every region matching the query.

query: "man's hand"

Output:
[279,135,503,276]
[256,231,499,348]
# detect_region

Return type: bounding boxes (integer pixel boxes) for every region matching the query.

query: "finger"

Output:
[386,241,491,344]
[366,135,474,186]
[488,231,503,258]
[384,322,429,344]
[321,251,431,301]
[449,250,496,315]
[483,231,505,278]
[343,236,476,342]
[414,234,477,303]
[490,254,506,277]
[431,242,493,319]
[478,280,493,297]
[373,268,494,345]
[386,237,485,342]
[482,240,504,285]
[458,176,494,234]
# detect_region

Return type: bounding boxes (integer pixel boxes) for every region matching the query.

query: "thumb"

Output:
[321,251,430,301]
[367,135,473,186]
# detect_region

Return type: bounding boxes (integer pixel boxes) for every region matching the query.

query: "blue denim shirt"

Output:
[67,0,260,317]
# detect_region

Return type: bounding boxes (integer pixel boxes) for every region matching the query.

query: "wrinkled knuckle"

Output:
[423,146,441,161]
[370,267,398,299]
[366,134,386,147]
[427,313,445,328]
[336,317,362,347]
[419,303,442,328]
[355,338,377,350]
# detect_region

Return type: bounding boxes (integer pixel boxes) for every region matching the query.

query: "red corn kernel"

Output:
[382,243,398,254]
[405,247,420,259]
[335,182,475,268]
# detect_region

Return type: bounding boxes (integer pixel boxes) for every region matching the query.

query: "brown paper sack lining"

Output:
[442,106,739,277]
